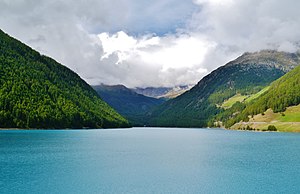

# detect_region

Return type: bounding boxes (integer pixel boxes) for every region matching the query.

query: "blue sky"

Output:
[83,0,199,36]
[1,0,300,87]
[122,1,199,36]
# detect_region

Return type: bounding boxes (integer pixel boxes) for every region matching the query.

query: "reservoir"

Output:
[1,127,299,193]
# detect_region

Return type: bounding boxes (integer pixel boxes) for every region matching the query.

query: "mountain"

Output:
[0,29,129,129]
[227,63,300,132]
[133,85,193,99]
[148,50,300,127]
[93,84,164,126]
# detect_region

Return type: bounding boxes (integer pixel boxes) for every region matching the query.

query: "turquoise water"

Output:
[1,128,300,194]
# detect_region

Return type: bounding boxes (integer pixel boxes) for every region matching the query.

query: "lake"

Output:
[0,127,300,194]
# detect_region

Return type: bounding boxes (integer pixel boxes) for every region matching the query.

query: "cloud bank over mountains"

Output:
[1,0,300,87]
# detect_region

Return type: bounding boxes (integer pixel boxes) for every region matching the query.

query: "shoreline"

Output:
[0,126,299,133]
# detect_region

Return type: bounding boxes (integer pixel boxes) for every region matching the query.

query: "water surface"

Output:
[1,128,300,193]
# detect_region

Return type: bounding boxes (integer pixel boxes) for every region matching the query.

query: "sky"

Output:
[1,0,300,87]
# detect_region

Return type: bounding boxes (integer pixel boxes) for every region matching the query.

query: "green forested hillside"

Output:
[210,86,270,127]
[0,29,129,129]
[148,50,300,127]
[93,84,164,126]
[227,63,300,128]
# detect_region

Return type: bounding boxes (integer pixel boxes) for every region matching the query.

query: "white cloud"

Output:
[1,0,300,88]
[95,0,300,87]
[140,35,213,71]
[191,0,300,52]
[99,31,160,64]
[97,31,212,87]
[99,31,213,69]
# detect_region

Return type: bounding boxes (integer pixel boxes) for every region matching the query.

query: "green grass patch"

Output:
[232,122,300,132]
[221,94,248,109]
[231,104,300,132]
[245,86,270,103]
[279,105,300,122]
[220,86,270,110]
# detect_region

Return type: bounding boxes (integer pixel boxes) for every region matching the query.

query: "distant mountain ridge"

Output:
[228,50,299,72]
[133,85,193,99]
[93,84,164,126]
[0,29,129,129]
[148,50,300,127]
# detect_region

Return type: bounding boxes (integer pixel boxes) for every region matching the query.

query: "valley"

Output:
[1,29,300,132]
[93,84,164,126]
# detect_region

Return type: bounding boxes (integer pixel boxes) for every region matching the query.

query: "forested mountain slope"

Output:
[93,84,164,126]
[227,63,300,131]
[0,29,129,129]
[148,50,300,127]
